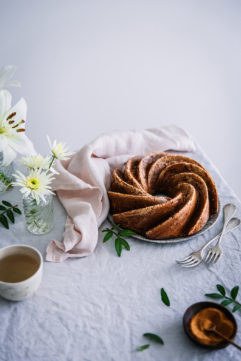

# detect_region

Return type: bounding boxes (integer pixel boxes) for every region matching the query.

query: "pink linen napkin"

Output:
[46,125,195,262]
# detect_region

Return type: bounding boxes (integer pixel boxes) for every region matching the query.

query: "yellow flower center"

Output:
[26,177,40,190]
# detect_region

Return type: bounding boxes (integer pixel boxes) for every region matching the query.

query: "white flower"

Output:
[0,65,21,89]
[13,170,54,204]
[0,90,36,165]
[21,154,51,171]
[47,135,74,161]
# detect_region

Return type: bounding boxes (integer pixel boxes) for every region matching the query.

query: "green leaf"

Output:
[136,344,150,351]
[2,200,12,207]
[216,284,226,296]
[118,229,136,237]
[30,209,38,214]
[103,231,113,243]
[112,224,120,230]
[231,286,239,300]
[115,238,122,257]
[221,299,233,307]
[13,208,22,215]
[143,333,164,345]
[205,293,224,299]
[120,238,130,251]
[0,205,6,211]
[0,215,9,229]
[102,229,109,233]
[160,288,170,306]
[6,210,14,223]
[232,304,241,313]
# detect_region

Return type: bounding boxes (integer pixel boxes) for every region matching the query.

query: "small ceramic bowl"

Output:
[183,301,237,349]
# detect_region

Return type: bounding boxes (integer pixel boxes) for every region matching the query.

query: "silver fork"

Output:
[176,217,240,268]
[205,203,237,264]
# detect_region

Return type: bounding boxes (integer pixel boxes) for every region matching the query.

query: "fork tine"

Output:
[205,252,210,263]
[176,256,193,264]
[213,253,221,264]
[181,258,198,266]
[207,252,216,264]
[206,251,213,263]
[205,251,213,263]
[182,260,200,268]
[211,254,219,264]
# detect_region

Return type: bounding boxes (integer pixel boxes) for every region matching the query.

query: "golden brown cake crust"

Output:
[108,152,219,240]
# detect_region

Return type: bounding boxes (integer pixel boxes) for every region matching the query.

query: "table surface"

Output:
[0,144,241,361]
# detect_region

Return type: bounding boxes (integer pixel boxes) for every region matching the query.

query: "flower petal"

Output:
[0,136,17,165]
[0,66,20,89]
[46,135,51,146]
[5,97,27,124]
[0,90,12,120]
[0,135,8,152]
[3,80,21,88]
[2,144,17,165]
[7,133,36,156]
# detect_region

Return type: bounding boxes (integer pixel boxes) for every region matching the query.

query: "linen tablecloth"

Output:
[0,143,240,361]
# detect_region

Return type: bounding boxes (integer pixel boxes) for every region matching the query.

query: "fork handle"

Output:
[216,204,237,246]
[200,217,240,252]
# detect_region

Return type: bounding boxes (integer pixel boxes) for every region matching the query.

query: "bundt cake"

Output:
[108,152,218,239]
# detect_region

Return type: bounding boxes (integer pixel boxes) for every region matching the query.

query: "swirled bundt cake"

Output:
[108,152,218,239]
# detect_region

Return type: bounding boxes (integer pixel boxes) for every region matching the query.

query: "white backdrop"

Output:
[0,0,240,198]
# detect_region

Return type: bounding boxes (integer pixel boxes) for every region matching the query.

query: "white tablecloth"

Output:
[0,144,240,361]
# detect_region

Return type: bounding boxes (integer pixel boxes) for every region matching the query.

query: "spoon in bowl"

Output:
[204,321,241,351]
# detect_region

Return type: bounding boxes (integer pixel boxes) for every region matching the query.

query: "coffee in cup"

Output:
[0,245,43,301]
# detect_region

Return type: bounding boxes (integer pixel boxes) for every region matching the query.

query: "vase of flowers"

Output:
[23,192,54,235]
[0,66,35,194]
[13,138,73,235]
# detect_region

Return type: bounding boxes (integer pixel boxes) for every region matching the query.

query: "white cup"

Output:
[0,245,43,301]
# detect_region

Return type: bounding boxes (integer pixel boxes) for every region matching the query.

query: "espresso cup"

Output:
[0,244,43,301]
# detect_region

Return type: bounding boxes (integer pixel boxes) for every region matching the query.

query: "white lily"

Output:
[0,65,21,89]
[0,90,36,165]
[13,169,54,204]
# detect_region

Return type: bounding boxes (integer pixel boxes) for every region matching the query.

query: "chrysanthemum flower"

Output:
[13,170,54,204]
[47,136,74,161]
[21,154,51,171]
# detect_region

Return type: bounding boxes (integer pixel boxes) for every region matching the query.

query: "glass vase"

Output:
[23,194,54,235]
[0,152,14,193]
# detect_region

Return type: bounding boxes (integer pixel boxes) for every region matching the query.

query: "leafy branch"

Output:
[0,200,22,229]
[205,284,241,313]
[102,224,136,257]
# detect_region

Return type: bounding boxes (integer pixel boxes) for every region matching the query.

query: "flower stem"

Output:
[48,155,56,169]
